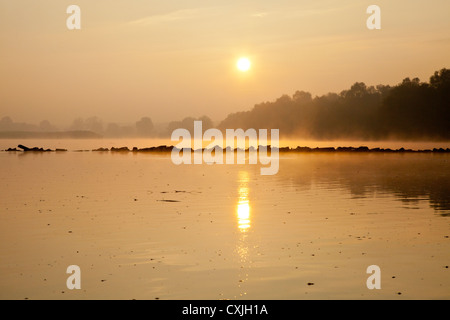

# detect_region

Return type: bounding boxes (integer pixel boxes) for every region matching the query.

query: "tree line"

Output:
[219,68,450,140]
[1,68,448,140]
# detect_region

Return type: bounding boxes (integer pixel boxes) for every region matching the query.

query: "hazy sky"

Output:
[1,0,449,126]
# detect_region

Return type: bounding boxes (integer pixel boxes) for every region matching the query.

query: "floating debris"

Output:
[18,144,52,152]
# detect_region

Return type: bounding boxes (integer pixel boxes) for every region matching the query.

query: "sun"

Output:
[237,57,251,72]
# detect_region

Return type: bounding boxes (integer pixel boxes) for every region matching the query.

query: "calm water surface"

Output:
[0,140,449,299]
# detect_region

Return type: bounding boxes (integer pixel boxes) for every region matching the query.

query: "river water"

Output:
[0,139,449,299]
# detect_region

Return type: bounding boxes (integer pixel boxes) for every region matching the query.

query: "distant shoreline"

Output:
[0,131,102,139]
[3,144,450,153]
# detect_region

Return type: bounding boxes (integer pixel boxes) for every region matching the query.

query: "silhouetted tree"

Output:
[39,120,57,131]
[136,117,154,137]
[166,116,213,136]
[430,68,450,90]
[70,117,103,134]
[85,117,103,134]
[0,116,38,132]
[105,123,121,137]
[0,116,13,130]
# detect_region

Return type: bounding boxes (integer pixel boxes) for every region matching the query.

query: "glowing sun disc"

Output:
[237,57,251,72]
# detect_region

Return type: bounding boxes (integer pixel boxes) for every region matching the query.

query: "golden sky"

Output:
[0,0,449,125]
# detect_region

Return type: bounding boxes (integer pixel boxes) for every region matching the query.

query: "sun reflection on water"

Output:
[235,171,252,298]
[237,171,251,232]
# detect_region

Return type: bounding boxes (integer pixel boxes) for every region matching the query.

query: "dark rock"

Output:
[111,147,130,152]
[295,146,312,152]
[313,147,335,152]
[137,145,173,152]
[337,147,355,152]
